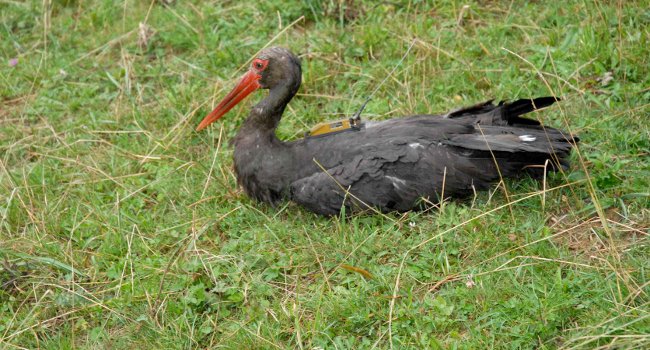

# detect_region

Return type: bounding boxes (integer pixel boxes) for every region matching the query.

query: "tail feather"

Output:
[446,96,561,126]
[501,97,561,125]
[443,96,578,177]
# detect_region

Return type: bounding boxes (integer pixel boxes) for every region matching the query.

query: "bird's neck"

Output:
[236,84,297,144]
[231,84,302,200]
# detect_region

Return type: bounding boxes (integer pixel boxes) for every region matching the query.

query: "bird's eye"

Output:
[252,59,268,71]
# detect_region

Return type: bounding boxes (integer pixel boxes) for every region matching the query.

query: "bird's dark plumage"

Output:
[199,47,578,215]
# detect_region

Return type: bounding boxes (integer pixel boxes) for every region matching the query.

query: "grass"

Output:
[1,0,649,348]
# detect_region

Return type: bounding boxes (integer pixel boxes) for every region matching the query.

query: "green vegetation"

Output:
[1,0,648,348]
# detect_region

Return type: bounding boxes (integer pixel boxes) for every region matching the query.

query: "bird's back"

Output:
[288,98,577,215]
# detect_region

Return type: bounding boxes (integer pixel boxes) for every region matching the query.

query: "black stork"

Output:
[196,47,577,215]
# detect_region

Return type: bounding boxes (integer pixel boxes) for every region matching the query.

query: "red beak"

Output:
[196,70,261,131]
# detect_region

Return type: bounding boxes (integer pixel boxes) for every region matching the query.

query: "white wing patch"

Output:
[409,142,424,149]
[519,135,537,142]
[386,176,407,189]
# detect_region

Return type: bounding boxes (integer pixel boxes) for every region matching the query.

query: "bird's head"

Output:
[196,47,301,131]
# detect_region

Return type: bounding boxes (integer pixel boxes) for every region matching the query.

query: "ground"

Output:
[1,0,649,349]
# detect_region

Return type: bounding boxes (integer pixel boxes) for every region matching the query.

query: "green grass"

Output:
[1,0,649,348]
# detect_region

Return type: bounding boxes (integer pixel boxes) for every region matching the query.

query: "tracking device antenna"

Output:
[351,39,417,122]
